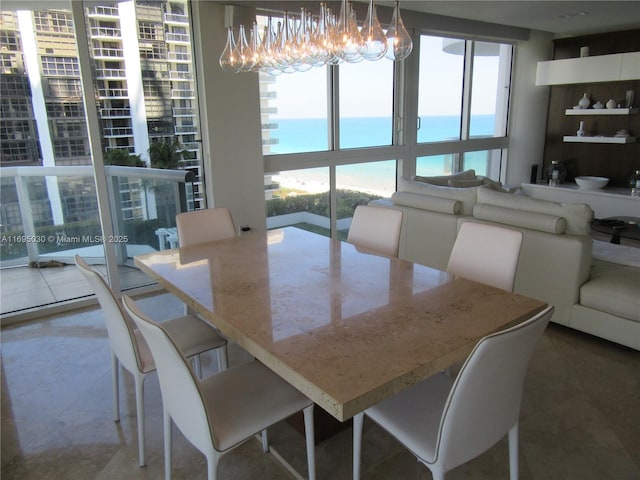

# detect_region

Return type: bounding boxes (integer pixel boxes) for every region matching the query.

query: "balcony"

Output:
[100,107,131,118]
[174,124,198,135]
[181,142,200,151]
[167,51,191,63]
[103,126,133,137]
[92,47,124,59]
[89,27,121,39]
[97,88,128,99]
[169,70,192,80]
[86,6,119,18]
[163,13,189,25]
[0,165,194,315]
[172,107,195,117]
[95,68,126,79]
[165,32,190,43]
[170,89,195,99]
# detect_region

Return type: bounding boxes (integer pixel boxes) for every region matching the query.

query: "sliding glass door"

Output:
[0,1,204,314]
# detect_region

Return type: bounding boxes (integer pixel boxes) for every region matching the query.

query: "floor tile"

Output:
[1,295,639,480]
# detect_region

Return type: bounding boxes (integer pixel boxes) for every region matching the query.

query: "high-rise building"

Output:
[0,1,203,232]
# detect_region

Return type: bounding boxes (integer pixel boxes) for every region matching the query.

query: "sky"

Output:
[268,35,506,119]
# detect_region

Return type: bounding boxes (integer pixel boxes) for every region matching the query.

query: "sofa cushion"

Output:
[580,261,640,322]
[477,188,593,236]
[473,204,567,234]
[397,177,481,215]
[391,191,461,214]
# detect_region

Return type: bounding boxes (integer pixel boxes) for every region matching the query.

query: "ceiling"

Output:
[387,1,640,37]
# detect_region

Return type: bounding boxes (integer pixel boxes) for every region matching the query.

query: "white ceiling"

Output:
[389,1,640,37]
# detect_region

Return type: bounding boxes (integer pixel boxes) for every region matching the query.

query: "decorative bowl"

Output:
[575,176,609,190]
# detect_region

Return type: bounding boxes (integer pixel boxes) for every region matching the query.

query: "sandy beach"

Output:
[273,172,395,198]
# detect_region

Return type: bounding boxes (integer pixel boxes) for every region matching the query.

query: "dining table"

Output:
[134,227,548,425]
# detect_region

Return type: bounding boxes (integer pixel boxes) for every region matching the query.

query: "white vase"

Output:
[578,93,590,109]
[606,99,617,109]
[577,121,585,137]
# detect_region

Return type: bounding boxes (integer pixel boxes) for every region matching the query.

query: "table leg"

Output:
[353,412,364,480]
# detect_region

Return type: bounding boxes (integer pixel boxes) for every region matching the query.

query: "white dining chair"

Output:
[176,207,237,247]
[122,295,316,480]
[353,305,554,480]
[347,205,403,257]
[75,255,228,467]
[447,221,524,291]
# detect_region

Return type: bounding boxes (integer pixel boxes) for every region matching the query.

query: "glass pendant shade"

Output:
[243,22,261,72]
[219,27,238,72]
[361,0,387,61]
[337,0,363,63]
[232,24,249,72]
[385,1,413,61]
[219,1,413,75]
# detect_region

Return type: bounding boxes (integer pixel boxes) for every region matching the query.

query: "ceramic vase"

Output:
[578,93,590,109]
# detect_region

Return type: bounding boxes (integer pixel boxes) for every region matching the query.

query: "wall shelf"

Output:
[563,135,636,144]
[536,51,640,85]
[565,108,638,115]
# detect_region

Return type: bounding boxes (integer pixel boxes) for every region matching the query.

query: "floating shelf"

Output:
[563,135,636,144]
[565,108,638,115]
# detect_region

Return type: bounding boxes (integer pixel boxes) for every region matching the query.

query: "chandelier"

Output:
[219,0,413,75]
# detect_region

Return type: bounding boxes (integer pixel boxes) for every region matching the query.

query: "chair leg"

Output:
[261,429,269,453]
[135,374,146,467]
[112,352,120,422]
[508,423,519,480]
[164,407,172,480]
[217,345,228,371]
[193,354,202,379]
[303,405,316,480]
[352,412,364,480]
[206,451,220,480]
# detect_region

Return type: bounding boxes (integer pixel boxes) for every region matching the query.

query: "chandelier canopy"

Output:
[219,0,413,75]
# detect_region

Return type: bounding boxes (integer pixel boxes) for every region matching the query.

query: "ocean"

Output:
[268,115,497,194]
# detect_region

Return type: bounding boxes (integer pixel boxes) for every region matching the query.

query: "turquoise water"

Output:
[268,115,496,182]
[268,115,496,154]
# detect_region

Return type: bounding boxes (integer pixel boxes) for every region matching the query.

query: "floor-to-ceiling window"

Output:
[415,35,513,179]
[258,7,514,237]
[0,1,204,315]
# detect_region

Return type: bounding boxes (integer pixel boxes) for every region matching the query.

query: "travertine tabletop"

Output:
[135,227,546,421]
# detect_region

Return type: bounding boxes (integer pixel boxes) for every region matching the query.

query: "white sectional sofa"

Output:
[369,175,640,350]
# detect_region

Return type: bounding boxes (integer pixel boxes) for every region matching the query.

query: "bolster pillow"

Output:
[473,204,567,234]
[397,177,480,215]
[392,191,462,214]
[477,188,593,236]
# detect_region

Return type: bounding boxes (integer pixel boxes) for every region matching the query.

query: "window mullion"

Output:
[459,39,475,171]
[328,65,339,237]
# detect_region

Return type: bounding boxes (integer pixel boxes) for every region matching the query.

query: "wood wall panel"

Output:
[542,29,640,188]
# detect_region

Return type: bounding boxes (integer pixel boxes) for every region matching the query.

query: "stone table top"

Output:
[135,227,547,421]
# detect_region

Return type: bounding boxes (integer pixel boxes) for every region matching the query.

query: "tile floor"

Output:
[0,263,151,316]
[1,292,638,480]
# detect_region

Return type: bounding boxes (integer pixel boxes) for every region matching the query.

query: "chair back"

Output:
[447,222,523,291]
[74,255,142,372]
[122,295,214,456]
[434,305,554,472]
[176,207,236,247]
[347,205,403,257]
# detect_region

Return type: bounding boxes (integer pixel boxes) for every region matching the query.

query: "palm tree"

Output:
[148,139,187,170]
[103,149,145,167]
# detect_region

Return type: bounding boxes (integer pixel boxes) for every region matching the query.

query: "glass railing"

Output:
[0,166,192,281]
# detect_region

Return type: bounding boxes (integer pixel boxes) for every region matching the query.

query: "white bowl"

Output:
[575,176,609,190]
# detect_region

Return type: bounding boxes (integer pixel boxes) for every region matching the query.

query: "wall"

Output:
[191,2,267,232]
[542,29,640,187]
[506,29,554,186]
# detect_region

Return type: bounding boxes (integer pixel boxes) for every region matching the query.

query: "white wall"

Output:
[191,2,267,232]
[505,30,554,186]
